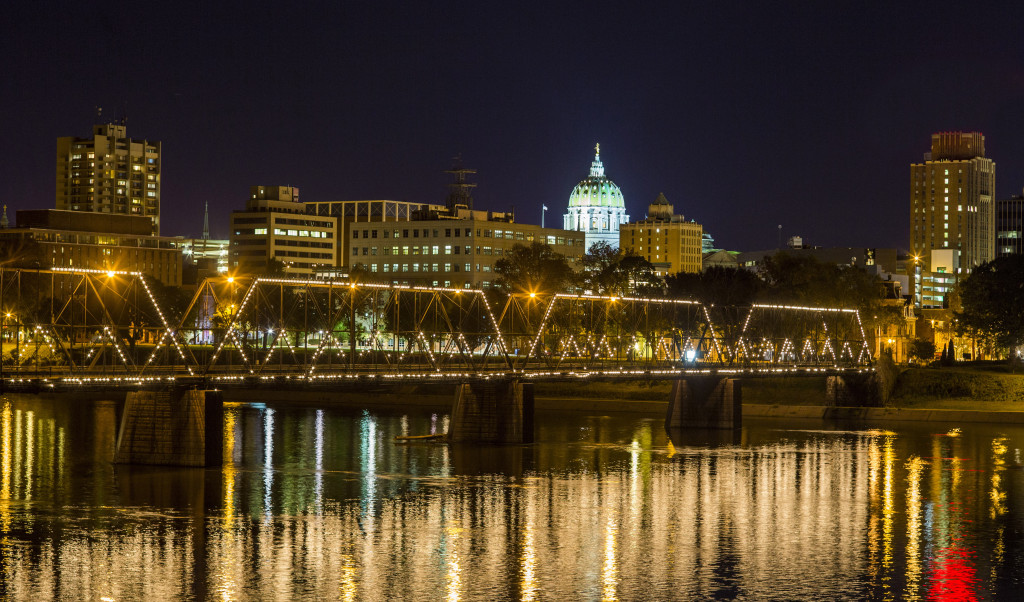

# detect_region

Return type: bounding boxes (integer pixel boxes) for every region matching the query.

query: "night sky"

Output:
[4,2,1024,251]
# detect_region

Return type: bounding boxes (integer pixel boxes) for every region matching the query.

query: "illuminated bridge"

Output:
[0,268,879,457]
[0,268,873,391]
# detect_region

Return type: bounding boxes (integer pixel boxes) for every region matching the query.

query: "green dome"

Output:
[568,145,625,208]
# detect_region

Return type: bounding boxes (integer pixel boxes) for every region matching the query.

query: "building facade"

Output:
[347,218,584,289]
[229,186,337,275]
[56,123,161,235]
[619,193,703,275]
[910,132,995,274]
[996,189,1024,257]
[913,248,959,309]
[305,199,449,268]
[0,210,183,285]
[564,145,629,251]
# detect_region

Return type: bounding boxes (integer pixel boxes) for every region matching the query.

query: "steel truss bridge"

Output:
[0,268,872,392]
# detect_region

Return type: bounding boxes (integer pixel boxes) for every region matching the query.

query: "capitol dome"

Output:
[563,144,630,250]
[568,144,625,208]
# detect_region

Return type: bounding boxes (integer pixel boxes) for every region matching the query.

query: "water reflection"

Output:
[0,396,1022,599]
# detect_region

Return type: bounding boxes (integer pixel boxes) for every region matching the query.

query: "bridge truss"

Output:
[0,269,872,389]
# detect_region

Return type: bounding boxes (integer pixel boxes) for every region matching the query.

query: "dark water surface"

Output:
[1,395,1024,600]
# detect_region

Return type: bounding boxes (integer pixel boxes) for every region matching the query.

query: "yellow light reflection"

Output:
[25,410,34,501]
[521,525,537,601]
[339,553,358,602]
[1,401,11,534]
[222,408,238,523]
[214,407,239,601]
[881,434,895,598]
[603,515,618,601]
[990,436,1007,518]
[446,526,462,602]
[904,455,925,601]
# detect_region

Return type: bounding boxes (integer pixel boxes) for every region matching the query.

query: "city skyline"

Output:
[4,2,1024,250]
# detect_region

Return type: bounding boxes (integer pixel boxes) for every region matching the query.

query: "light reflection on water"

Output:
[0,397,1022,599]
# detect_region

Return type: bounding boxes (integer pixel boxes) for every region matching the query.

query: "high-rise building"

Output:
[996,189,1024,257]
[909,132,995,274]
[564,144,629,251]
[56,123,161,235]
[229,186,337,275]
[619,193,703,276]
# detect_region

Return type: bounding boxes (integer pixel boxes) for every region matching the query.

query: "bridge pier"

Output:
[826,373,881,407]
[448,380,533,444]
[665,376,741,430]
[115,389,224,466]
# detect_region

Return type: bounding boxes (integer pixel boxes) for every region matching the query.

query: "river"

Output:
[0,395,1022,600]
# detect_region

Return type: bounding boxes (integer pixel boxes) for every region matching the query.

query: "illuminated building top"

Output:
[564,144,630,250]
[567,144,625,209]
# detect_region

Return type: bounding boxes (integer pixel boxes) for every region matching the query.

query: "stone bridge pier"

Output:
[665,376,742,430]
[115,388,224,466]
[448,380,535,444]
[826,373,881,406]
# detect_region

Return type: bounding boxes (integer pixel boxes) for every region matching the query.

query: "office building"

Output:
[229,186,337,275]
[910,132,995,273]
[0,210,183,286]
[996,189,1024,257]
[56,123,161,235]
[564,144,629,251]
[912,248,959,309]
[619,193,703,275]
[346,212,584,289]
[306,199,448,268]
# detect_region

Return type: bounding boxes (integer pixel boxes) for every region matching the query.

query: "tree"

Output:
[956,255,1024,356]
[665,266,763,306]
[757,251,897,334]
[493,242,575,295]
[909,338,936,363]
[577,241,663,296]
[0,237,49,269]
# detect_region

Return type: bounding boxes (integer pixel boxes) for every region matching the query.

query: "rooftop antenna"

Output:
[202,201,210,240]
[444,154,477,211]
